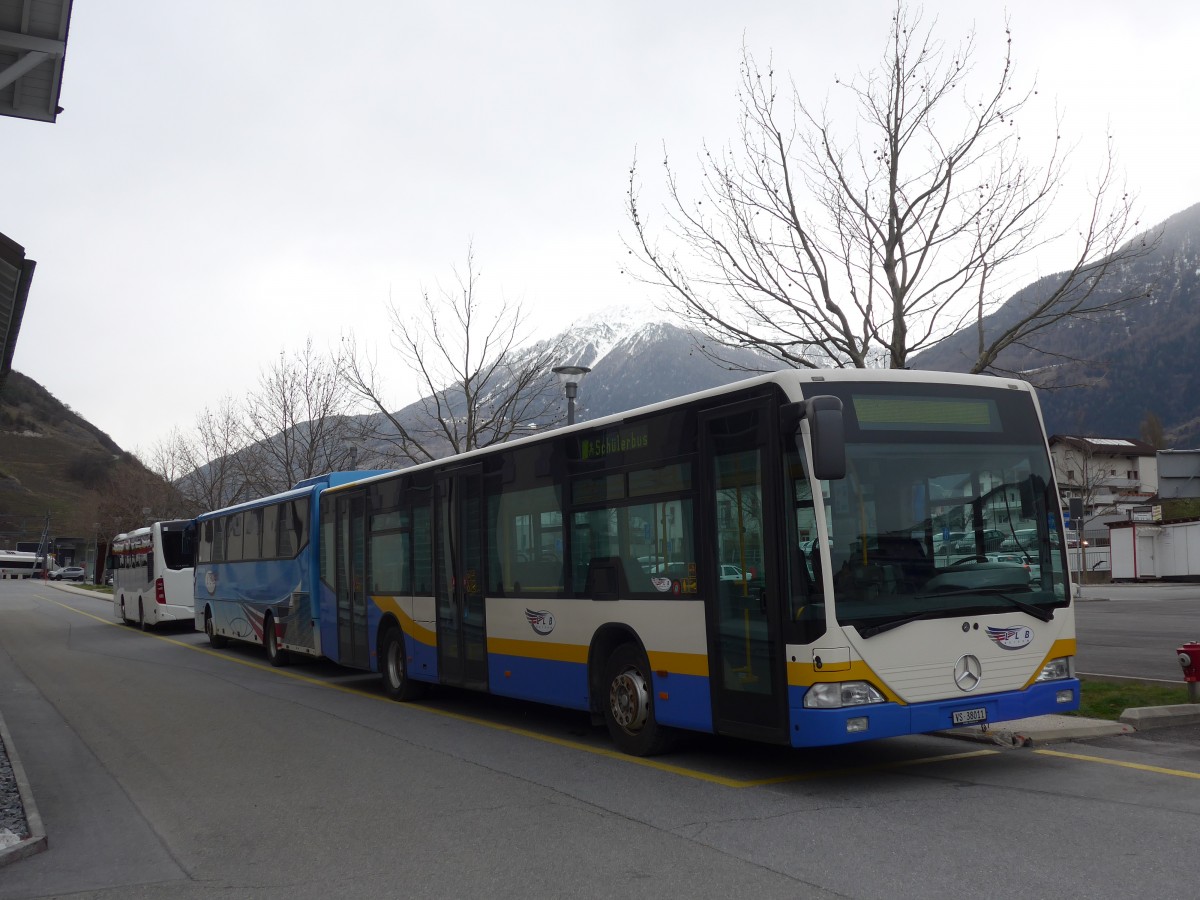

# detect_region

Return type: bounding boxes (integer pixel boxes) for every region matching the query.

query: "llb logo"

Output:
[524,609,555,635]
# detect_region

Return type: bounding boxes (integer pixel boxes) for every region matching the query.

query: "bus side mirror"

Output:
[782,396,846,481]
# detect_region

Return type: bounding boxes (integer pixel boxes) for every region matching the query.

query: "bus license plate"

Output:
[952,707,987,726]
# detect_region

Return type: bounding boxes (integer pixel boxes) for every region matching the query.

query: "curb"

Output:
[1120,703,1200,729]
[0,707,47,867]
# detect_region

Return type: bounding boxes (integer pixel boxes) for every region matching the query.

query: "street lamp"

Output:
[552,365,591,426]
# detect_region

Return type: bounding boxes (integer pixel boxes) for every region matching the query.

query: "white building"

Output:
[1048,436,1159,543]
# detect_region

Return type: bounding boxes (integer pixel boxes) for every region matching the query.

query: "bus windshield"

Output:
[794,384,1069,636]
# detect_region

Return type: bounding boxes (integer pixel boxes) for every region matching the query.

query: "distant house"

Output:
[1048,435,1159,540]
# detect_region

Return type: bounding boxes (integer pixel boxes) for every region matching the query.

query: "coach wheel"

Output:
[205,609,228,649]
[118,597,129,625]
[138,600,152,632]
[264,614,290,667]
[381,626,423,701]
[602,643,672,757]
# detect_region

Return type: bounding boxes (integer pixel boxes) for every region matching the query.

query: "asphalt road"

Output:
[1,579,1199,899]
[1074,581,1200,681]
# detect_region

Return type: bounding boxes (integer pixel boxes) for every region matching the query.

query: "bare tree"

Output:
[243,339,373,495]
[1140,411,1166,450]
[154,396,258,512]
[96,453,191,535]
[625,4,1156,374]
[343,246,565,466]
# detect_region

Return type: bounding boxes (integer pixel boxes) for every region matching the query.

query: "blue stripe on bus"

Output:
[787,678,1081,747]
[404,631,439,683]
[484,652,715,732]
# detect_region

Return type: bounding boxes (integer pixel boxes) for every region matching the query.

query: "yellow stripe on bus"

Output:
[1022,638,1078,688]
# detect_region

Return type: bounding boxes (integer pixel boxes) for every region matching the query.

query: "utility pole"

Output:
[36,512,51,578]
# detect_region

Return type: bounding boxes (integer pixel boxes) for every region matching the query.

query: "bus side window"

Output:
[411,504,432,595]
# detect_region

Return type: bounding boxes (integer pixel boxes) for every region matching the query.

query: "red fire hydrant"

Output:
[1177,642,1200,703]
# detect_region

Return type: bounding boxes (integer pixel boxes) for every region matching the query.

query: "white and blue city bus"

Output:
[196,370,1079,755]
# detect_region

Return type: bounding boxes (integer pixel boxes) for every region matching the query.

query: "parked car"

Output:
[933,532,964,557]
[950,529,1007,553]
[999,529,1039,553]
[718,564,745,581]
[50,566,86,582]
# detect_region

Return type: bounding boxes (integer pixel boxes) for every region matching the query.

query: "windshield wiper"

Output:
[856,588,1054,640]
[857,609,946,639]
[932,587,1054,622]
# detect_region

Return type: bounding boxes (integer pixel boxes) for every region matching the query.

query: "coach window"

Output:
[278,503,298,557]
[211,518,225,563]
[199,521,212,563]
[261,505,279,560]
[225,513,244,562]
[243,508,263,561]
[291,499,309,553]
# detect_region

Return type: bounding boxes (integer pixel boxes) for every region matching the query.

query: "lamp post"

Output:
[552,365,591,426]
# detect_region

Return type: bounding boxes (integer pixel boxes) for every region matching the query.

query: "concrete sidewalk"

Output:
[0,704,46,867]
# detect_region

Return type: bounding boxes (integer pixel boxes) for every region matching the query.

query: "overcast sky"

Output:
[5,0,1199,455]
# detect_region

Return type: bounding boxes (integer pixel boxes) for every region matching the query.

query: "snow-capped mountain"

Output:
[495,306,781,424]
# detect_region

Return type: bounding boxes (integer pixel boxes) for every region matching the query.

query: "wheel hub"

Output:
[609,667,649,732]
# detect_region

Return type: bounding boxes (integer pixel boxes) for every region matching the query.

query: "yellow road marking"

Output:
[1036,748,1200,780]
[37,591,1200,786]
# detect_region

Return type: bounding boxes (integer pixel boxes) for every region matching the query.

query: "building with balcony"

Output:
[1049,436,1159,541]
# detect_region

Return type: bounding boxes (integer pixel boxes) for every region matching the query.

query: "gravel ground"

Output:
[0,731,29,847]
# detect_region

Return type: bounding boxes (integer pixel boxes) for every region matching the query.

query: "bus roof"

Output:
[195,470,391,520]
[321,368,1038,496]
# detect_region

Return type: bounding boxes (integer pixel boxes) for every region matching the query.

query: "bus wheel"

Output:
[381,627,422,701]
[118,597,128,625]
[264,614,290,667]
[138,600,152,632]
[205,609,228,649]
[603,643,672,756]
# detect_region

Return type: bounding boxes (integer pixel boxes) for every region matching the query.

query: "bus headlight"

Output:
[1035,656,1074,682]
[804,681,886,709]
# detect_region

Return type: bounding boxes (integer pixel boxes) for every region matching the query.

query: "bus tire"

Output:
[264,614,290,667]
[381,626,423,701]
[138,600,152,632]
[602,643,672,757]
[118,597,129,625]
[204,609,228,649]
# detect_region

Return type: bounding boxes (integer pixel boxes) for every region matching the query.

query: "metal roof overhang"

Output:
[0,231,35,390]
[0,0,73,123]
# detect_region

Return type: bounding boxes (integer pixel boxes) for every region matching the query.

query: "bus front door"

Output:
[335,490,370,670]
[435,466,488,690]
[701,401,788,744]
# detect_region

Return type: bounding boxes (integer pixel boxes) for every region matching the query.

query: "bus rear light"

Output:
[804,681,885,709]
[155,577,166,604]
